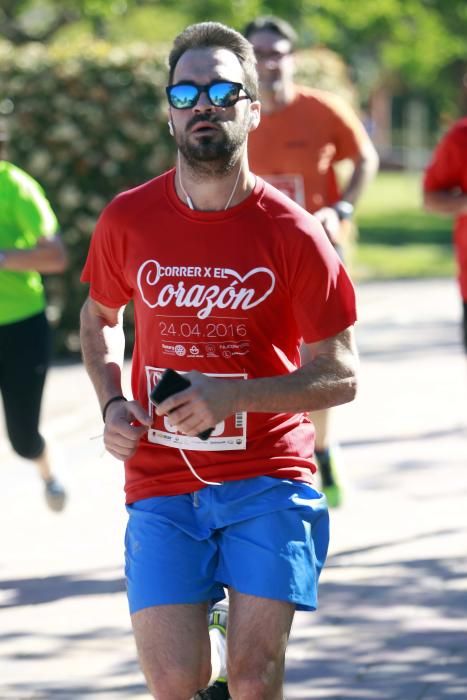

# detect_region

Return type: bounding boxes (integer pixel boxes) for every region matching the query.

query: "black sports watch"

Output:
[333,200,354,221]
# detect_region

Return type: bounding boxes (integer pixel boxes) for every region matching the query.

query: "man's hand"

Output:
[104,399,152,460]
[313,206,341,245]
[154,371,238,438]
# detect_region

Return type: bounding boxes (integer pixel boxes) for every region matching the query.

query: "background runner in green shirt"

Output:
[0,127,69,511]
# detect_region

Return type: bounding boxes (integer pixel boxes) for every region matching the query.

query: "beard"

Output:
[177,113,249,176]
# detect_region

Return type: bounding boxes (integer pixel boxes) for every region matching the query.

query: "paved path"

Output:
[1,278,466,699]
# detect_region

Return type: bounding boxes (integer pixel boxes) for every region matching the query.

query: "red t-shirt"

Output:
[424,118,467,196]
[81,171,357,502]
[424,118,467,297]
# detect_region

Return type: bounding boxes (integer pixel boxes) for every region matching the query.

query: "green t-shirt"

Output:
[0,160,58,325]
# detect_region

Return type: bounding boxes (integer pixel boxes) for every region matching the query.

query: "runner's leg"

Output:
[226,590,294,700]
[132,602,211,700]
[0,313,50,461]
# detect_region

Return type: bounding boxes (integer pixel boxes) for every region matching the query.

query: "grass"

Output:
[350,171,455,280]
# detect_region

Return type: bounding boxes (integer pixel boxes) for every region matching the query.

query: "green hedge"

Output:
[0,40,357,356]
[1,40,175,354]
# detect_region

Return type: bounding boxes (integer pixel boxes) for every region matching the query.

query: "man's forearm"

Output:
[79,301,126,412]
[0,237,68,273]
[233,353,358,415]
[341,146,379,205]
[423,190,467,217]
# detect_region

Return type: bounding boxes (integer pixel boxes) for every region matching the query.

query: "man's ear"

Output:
[248,103,261,132]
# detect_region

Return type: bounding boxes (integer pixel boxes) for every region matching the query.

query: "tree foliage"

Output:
[3,0,467,113]
[0,39,174,353]
[0,0,135,43]
[177,0,467,114]
[297,0,467,107]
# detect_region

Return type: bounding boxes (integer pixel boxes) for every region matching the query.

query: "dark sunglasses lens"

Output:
[169,85,199,109]
[208,82,240,106]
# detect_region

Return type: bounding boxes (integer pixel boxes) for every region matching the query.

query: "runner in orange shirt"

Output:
[244,16,379,506]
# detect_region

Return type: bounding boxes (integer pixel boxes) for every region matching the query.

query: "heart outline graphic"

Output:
[136,260,276,316]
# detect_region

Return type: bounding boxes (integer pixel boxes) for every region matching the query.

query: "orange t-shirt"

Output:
[249,85,368,212]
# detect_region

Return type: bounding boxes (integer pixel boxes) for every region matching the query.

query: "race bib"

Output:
[263,174,305,207]
[145,366,247,451]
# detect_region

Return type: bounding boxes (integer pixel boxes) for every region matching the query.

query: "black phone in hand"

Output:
[150,369,214,441]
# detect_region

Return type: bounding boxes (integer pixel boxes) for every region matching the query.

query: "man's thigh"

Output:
[132,602,211,694]
[227,590,295,681]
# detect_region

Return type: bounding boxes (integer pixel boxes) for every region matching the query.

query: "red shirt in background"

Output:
[424,118,467,300]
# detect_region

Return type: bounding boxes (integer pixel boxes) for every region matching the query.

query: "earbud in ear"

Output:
[168,120,174,136]
[248,113,257,130]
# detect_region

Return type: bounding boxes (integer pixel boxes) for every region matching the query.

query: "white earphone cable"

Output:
[179,448,221,486]
[177,150,244,211]
[175,147,245,486]
[177,152,195,209]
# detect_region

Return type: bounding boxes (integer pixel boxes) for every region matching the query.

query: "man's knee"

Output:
[228,674,281,700]
[144,662,211,699]
[9,432,44,460]
[228,654,284,700]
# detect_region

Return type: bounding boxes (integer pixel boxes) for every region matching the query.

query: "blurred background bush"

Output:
[1,40,174,354]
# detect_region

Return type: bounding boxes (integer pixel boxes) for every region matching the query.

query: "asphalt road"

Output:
[1,278,466,699]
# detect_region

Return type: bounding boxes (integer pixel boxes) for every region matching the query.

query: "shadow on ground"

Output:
[0,569,125,608]
[287,552,467,699]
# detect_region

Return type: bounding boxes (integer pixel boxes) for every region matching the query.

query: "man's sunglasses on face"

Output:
[166,80,252,110]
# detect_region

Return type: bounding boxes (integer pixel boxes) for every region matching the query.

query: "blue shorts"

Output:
[125,476,329,614]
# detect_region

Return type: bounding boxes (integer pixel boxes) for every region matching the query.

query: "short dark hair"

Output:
[168,22,258,101]
[243,15,298,50]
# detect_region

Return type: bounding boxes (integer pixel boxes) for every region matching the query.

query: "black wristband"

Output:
[102,395,127,422]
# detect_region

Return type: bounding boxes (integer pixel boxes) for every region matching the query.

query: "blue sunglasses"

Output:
[166,80,252,110]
